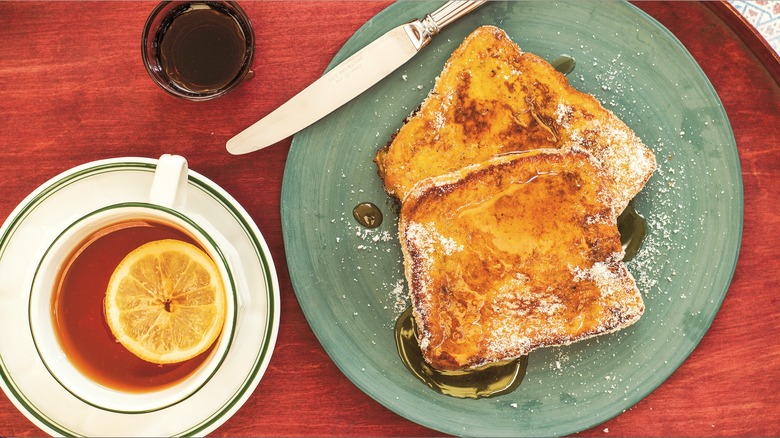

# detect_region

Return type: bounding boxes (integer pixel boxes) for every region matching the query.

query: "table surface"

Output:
[1,1,778,436]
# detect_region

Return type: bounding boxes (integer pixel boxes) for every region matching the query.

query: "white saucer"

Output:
[0,157,280,436]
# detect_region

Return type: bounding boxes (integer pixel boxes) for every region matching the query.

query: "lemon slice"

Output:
[104,239,226,364]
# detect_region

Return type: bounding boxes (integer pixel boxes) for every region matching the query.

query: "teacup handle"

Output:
[149,155,251,310]
[150,154,188,209]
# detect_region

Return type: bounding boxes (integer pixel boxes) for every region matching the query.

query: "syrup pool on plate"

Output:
[352,202,383,228]
[395,307,528,399]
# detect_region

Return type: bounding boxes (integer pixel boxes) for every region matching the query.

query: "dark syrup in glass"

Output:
[156,2,250,94]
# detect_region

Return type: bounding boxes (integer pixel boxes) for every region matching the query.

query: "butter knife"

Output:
[226,1,485,155]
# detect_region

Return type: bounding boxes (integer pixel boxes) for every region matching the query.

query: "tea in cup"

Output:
[29,155,238,412]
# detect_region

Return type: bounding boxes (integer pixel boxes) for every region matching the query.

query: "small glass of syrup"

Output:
[142,1,254,100]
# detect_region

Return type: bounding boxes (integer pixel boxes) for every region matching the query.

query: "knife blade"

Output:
[226,1,485,155]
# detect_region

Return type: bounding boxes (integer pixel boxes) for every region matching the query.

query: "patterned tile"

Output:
[728,0,780,53]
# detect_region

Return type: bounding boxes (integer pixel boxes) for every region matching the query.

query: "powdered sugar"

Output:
[404,221,464,258]
[565,115,655,213]
[555,103,574,128]
[571,253,636,304]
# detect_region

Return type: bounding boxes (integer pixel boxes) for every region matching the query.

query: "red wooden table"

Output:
[1,1,778,436]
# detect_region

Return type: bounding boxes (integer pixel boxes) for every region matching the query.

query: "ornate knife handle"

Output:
[404,0,487,50]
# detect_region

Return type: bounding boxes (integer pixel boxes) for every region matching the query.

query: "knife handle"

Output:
[424,0,487,34]
[406,0,486,50]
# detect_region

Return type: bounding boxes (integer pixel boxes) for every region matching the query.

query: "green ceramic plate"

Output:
[281,1,742,436]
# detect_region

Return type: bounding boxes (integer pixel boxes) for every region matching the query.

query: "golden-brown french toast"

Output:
[376,25,656,212]
[399,148,644,370]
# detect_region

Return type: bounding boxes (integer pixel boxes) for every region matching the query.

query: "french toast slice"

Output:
[399,148,644,370]
[376,25,656,212]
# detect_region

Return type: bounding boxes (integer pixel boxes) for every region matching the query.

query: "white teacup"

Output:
[28,155,239,413]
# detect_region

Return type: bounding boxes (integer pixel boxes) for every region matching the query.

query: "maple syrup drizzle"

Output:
[352,202,383,228]
[394,307,527,399]
[617,201,647,261]
[552,55,576,75]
